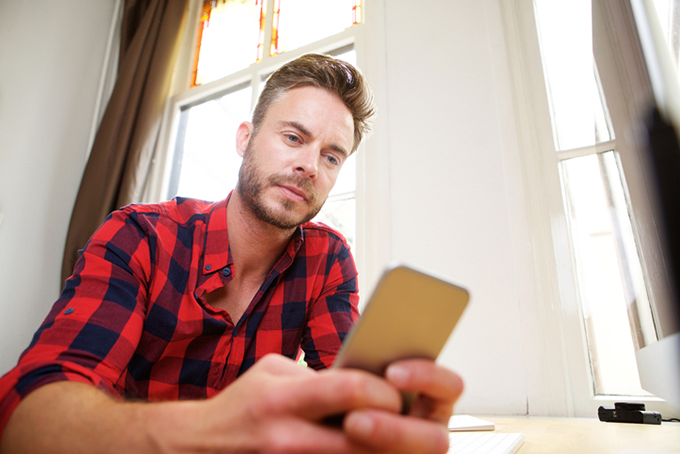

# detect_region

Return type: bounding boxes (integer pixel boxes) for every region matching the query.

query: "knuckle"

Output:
[331,372,369,405]
[254,389,287,417]
[347,373,383,406]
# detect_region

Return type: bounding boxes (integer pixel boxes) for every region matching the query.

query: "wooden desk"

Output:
[485,416,680,453]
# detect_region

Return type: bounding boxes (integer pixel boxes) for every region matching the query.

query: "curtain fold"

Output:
[61,0,189,284]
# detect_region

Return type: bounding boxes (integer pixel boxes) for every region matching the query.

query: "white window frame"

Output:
[500,0,679,418]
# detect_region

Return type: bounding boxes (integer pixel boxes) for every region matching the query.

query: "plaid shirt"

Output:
[0,195,359,434]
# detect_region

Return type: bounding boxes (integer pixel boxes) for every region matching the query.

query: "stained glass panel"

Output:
[271,0,361,56]
[193,0,266,87]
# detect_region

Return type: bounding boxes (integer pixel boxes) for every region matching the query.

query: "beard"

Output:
[236,143,325,230]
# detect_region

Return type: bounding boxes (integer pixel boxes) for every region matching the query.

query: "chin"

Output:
[259,204,310,230]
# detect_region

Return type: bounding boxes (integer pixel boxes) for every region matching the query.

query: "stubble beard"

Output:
[236,144,325,230]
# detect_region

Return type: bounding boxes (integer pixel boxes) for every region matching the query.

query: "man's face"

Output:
[236,86,354,230]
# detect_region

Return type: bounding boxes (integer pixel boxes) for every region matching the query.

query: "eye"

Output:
[285,133,301,144]
[324,153,341,166]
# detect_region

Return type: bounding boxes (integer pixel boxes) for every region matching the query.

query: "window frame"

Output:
[143,0,396,308]
[500,0,679,418]
[143,0,369,250]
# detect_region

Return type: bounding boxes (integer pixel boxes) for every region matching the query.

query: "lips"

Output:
[269,174,315,204]
[278,184,308,202]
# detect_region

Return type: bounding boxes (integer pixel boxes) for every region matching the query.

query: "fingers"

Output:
[385,359,464,423]
[254,355,464,425]
[245,355,402,422]
[254,353,317,377]
[344,409,450,454]
[386,359,464,400]
[276,368,403,421]
[408,394,454,423]
[254,417,361,454]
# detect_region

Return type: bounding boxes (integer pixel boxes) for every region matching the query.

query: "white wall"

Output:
[0,0,540,416]
[359,0,531,415]
[0,1,117,375]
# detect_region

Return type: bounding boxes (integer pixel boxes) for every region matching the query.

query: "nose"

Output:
[293,146,318,179]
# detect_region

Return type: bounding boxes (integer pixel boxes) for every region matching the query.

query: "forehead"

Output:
[264,86,354,146]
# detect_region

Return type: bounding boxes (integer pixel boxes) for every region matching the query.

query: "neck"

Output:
[226,191,296,279]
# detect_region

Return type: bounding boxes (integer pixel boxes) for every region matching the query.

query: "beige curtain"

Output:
[61,0,189,284]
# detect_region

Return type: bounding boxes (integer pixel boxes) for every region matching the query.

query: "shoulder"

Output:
[90,198,218,248]
[299,221,355,265]
[301,221,351,248]
[113,197,218,227]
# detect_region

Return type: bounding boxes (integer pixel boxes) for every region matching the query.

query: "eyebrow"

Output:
[283,120,349,158]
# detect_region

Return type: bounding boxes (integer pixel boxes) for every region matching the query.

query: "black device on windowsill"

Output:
[598,402,662,425]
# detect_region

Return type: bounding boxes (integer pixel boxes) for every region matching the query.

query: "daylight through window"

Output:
[534,0,659,397]
[163,0,364,249]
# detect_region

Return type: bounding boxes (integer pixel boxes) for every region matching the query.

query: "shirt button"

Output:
[205,265,212,271]
[222,267,231,277]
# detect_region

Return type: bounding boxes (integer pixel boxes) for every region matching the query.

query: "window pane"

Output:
[271,0,361,56]
[560,152,657,396]
[330,152,356,196]
[328,47,356,198]
[169,85,252,201]
[313,196,356,249]
[315,47,356,238]
[193,0,266,86]
[534,0,614,150]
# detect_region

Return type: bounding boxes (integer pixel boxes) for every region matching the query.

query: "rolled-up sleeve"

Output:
[0,207,153,436]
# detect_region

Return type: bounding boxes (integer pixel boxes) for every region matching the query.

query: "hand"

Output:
[342,359,464,453]
[388,358,464,423]
[191,353,401,453]
[189,354,462,453]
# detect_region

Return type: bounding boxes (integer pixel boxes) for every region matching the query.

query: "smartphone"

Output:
[333,262,469,411]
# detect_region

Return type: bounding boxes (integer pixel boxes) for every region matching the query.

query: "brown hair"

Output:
[252,53,375,153]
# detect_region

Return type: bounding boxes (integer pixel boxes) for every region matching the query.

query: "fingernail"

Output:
[386,364,410,387]
[346,412,374,439]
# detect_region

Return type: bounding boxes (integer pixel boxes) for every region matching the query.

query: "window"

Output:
[533,0,658,398]
[148,0,364,249]
[191,0,265,87]
[509,0,680,419]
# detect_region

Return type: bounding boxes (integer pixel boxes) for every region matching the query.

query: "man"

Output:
[0,54,463,453]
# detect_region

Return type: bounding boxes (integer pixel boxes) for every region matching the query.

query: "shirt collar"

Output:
[202,191,307,276]
[202,194,231,275]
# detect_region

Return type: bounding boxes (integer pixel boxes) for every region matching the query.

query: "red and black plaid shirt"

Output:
[0,195,359,434]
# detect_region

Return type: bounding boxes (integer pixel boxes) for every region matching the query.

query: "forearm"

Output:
[1,355,460,454]
[0,381,204,454]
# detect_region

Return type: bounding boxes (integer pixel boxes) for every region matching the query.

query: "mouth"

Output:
[277,184,309,203]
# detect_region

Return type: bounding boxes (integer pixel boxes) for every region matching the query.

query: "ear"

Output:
[236,121,254,158]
